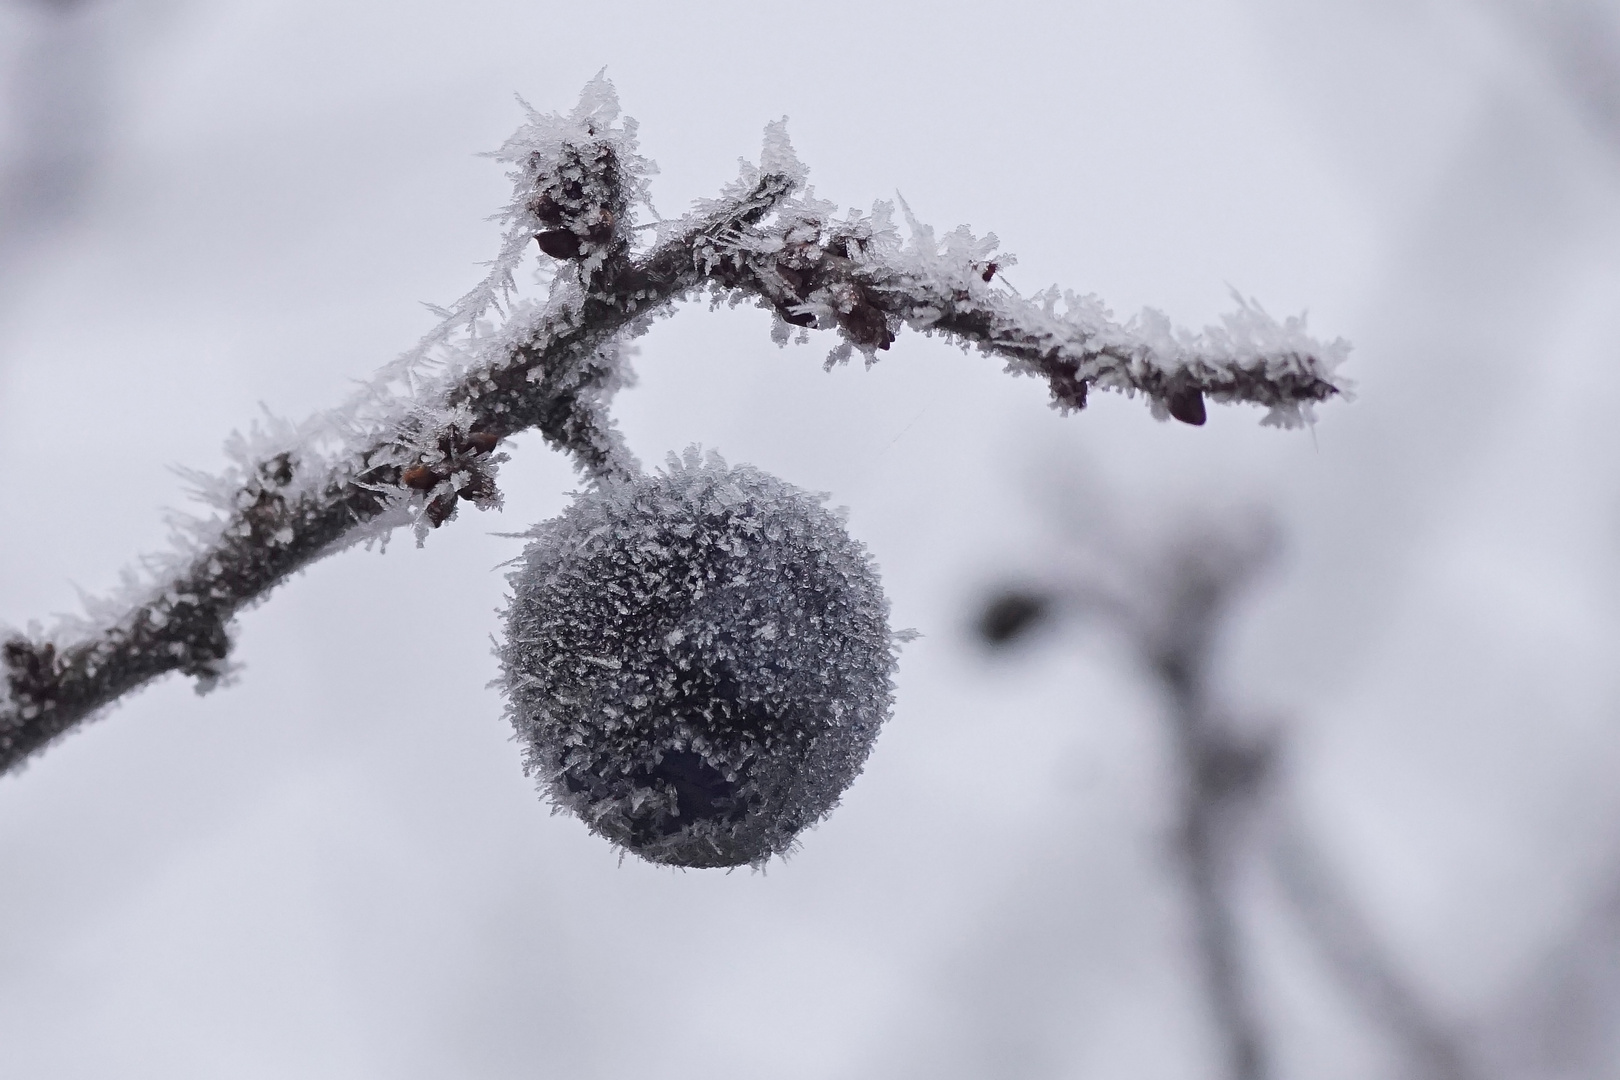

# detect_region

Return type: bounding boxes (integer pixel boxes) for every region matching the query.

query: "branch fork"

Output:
[0,77,1349,775]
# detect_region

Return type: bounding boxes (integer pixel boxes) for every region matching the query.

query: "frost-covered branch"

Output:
[1,77,1347,775]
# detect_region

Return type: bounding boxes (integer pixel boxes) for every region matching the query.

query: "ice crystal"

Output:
[500,449,900,868]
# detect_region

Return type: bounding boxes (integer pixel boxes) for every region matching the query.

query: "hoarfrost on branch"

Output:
[0,76,1349,774]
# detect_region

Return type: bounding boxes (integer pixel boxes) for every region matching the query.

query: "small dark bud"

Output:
[465,431,500,455]
[781,308,816,328]
[978,590,1051,647]
[1167,386,1207,426]
[424,491,459,526]
[981,262,997,283]
[401,464,440,491]
[536,229,583,260]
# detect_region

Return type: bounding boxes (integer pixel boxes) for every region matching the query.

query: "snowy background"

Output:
[3,0,1620,1077]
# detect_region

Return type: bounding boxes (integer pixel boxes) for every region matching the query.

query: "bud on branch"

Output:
[0,77,1348,776]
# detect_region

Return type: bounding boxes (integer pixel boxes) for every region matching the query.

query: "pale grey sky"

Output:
[2,1,1619,1077]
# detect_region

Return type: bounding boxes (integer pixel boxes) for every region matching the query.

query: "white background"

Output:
[3,1,1619,1076]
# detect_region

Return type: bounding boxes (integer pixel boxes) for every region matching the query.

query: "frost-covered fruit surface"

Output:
[500,449,901,868]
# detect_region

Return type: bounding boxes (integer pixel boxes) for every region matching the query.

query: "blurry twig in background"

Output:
[0,0,109,297]
[1476,870,1620,1077]
[1147,529,1276,1080]
[1472,5,1620,1076]
[1268,819,1477,1080]
[976,500,1477,1080]
[1487,0,1620,160]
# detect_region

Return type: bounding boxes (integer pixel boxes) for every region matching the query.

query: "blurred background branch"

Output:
[975,495,1482,1080]
[0,0,108,300]
[1487,0,1620,162]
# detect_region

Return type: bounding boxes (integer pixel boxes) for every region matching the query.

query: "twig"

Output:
[1,79,1346,776]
